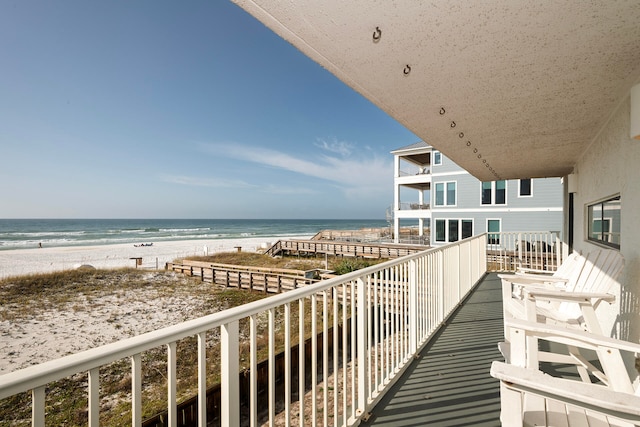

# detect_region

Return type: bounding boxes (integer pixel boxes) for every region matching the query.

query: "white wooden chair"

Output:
[499,249,624,335]
[491,318,640,427]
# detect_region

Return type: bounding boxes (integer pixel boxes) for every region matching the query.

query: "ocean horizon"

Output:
[0,218,390,251]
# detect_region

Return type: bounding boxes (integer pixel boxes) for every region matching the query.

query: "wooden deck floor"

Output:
[363,273,504,427]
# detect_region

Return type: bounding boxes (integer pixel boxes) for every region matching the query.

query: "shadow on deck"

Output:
[363,273,504,427]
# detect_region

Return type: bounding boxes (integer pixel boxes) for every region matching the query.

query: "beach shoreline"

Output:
[0,236,311,279]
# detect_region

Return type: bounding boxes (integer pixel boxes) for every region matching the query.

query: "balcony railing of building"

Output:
[0,231,561,427]
[397,168,430,177]
[397,202,430,211]
[486,231,565,272]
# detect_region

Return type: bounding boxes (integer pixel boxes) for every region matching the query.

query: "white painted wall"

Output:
[569,94,640,344]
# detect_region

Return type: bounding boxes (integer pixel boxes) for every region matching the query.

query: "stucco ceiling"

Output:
[233,0,640,181]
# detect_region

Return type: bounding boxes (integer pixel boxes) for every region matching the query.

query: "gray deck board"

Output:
[363,273,504,426]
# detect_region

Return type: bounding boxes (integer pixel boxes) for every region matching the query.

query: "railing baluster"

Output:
[88,368,99,427]
[333,286,339,427]
[356,277,367,415]
[167,342,177,427]
[221,321,239,427]
[249,316,257,427]
[268,308,275,426]
[342,284,347,425]
[32,386,45,427]
[284,304,291,427]
[198,332,207,427]
[311,293,318,427]
[322,290,329,427]
[350,282,356,420]
[299,298,306,427]
[132,353,142,427]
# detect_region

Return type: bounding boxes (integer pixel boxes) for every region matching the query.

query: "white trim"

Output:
[433,218,474,243]
[431,171,470,177]
[433,150,442,165]
[431,207,562,213]
[518,178,534,198]
[434,180,457,207]
[480,180,508,206]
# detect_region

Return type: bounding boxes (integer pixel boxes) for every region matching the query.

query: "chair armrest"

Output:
[524,288,615,304]
[499,274,568,285]
[504,318,640,354]
[490,361,640,422]
[516,267,555,275]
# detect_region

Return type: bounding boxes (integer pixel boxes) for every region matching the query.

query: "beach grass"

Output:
[0,251,371,426]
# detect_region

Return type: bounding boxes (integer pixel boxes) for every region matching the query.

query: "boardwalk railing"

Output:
[0,234,487,427]
[165,260,321,293]
[264,239,427,259]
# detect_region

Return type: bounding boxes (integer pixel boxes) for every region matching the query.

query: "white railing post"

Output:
[408,259,417,355]
[132,354,142,427]
[167,341,177,427]
[197,332,207,427]
[221,320,240,427]
[32,386,45,427]
[356,277,368,414]
[88,368,99,427]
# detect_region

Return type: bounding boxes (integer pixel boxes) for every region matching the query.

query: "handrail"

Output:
[0,234,488,426]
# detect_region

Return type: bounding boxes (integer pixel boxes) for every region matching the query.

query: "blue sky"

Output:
[0,1,416,219]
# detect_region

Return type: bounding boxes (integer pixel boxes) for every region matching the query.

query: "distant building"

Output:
[391,141,563,245]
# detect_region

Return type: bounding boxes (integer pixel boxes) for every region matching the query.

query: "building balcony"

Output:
[0,233,567,426]
[395,172,431,190]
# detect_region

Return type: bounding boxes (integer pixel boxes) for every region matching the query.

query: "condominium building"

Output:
[392,141,563,245]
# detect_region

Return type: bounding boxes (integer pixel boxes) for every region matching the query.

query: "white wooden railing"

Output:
[487,231,566,272]
[0,235,488,427]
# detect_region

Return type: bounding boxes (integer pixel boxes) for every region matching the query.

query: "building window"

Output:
[481,180,507,205]
[435,181,456,206]
[435,219,473,243]
[433,151,442,165]
[435,219,446,242]
[487,219,501,245]
[462,220,473,239]
[587,195,621,249]
[519,179,532,197]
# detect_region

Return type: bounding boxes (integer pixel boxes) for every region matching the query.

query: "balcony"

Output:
[0,233,560,426]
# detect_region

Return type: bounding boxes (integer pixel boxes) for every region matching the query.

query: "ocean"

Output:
[0,219,389,251]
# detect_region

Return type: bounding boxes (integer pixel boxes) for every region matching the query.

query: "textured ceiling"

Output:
[234,0,640,181]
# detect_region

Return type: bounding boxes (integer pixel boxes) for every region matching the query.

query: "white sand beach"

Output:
[0,236,311,279]
[0,236,311,375]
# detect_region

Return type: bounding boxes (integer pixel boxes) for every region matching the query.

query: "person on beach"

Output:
[38,242,42,248]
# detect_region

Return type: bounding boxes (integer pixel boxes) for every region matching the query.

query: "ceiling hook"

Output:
[373,27,382,42]
[403,65,411,75]
[466,141,471,146]
[473,148,478,153]
[439,107,446,115]
[458,132,464,138]
[450,121,456,128]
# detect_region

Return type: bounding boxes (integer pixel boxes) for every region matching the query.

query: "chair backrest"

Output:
[559,249,624,316]
[553,251,581,280]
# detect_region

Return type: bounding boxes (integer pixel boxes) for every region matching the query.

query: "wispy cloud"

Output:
[314,137,353,157]
[160,174,318,195]
[160,174,255,188]
[198,140,393,196]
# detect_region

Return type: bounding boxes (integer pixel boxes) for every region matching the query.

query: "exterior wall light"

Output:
[631,83,640,140]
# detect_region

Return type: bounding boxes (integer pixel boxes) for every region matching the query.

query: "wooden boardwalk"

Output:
[363,273,504,426]
[165,260,322,293]
[264,239,428,259]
